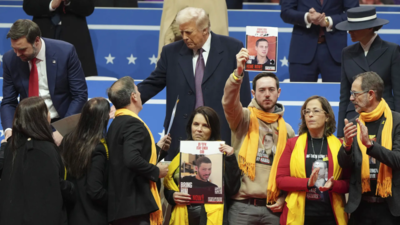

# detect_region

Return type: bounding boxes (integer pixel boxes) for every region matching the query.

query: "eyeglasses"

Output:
[350,90,368,98]
[303,108,325,115]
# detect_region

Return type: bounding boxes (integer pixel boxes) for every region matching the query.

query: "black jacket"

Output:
[164,154,241,225]
[65,143,108,225]
[0,139,75,225]
[106,115,166,222]
[337,36,400,137]
[23,0,98,77]
[337,111,400,216]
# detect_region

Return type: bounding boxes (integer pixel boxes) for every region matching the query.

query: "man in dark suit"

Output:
[138,7,251,160]
[280,0,358,82]
[335,6,400,137]
[338,71,400,224]
[1,19,88,145]
[106,76,170,225]
[23,0,97,77]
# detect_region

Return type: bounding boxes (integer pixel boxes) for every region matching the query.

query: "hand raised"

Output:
[236,48,249,76]
[343,119,357,151]
[308,167,320,187]
[356,118,371,147]
[319,176,334,192]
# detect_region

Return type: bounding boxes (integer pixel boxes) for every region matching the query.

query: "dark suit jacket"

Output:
[280,0,358,64]
[1,38,88,130]
[337,112,400,216]
[23,0,97,76]
[0,138,75,225]
[137,32,251,160]
[94,0,138,7]
[337,36,400,137]
[66,143,108,225]
[106,115,165,222]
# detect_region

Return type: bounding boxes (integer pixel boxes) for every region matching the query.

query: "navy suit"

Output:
[337,35,400,137]
[1,38,88,130]
[138,32,251,160]
[281,0,358,82]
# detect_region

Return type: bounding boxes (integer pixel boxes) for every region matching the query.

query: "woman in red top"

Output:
[276,96,349,225]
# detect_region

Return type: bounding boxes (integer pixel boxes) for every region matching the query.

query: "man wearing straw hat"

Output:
[336,6,400,139]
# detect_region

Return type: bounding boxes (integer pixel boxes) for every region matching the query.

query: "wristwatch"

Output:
[366,140,374,149]
[325,17,330,27]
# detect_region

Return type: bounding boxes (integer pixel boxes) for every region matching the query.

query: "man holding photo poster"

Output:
[222,49,295,225]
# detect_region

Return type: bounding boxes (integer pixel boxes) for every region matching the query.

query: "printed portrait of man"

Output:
[181,156,218,188]
[312,160,328,188]
[250,38,274,66]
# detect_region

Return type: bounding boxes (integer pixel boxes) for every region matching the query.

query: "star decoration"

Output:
[127,54,137,64]
[0,54,3,63]
[149,54,157,65]
[105,54,115,64]
[158,129,165,141]
[0,130,3,137]
[280,56,288,67]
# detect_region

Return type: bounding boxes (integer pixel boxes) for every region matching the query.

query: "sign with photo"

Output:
[179,141,224,204]
[245,26,278,72]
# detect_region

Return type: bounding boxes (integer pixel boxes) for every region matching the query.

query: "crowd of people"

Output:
[0,3,400,225]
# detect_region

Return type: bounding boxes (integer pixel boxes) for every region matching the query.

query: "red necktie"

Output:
[29,58,39,97]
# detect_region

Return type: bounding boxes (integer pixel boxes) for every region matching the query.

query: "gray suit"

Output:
[337,111,400,216]
[337,35,400,137]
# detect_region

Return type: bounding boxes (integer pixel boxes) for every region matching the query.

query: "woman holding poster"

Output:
[163,106,241,225]
[276,96,350,225]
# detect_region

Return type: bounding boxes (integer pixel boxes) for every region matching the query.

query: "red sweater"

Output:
[276,136,350,225]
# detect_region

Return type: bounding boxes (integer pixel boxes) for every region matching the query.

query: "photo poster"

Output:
[179,141,225,204]
[245,26,278,72]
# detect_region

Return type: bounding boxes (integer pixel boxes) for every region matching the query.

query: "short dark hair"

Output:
[373,26,383,32]
[354,71,384,101]
[186,106,221,141]
[11,97,54,155]
[252,72,279,91]
[107,76,136,109]
[256,38,268,47]
[298,95,336,137]
[7,19,41,44]
[195,156,212,167]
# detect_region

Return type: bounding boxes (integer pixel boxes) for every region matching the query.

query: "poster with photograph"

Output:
[245,26,278,72]
[179,141,224,204]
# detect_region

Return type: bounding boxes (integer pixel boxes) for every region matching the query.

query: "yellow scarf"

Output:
[285,133,347,225]
[238,106,287,203]
[115,109,163,225]
[164,153,224,225]
[358,98,393,197]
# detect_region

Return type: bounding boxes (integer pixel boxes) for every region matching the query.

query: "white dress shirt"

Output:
[361,34,378,56]
[192,32,212,75]
[29,38,60,119]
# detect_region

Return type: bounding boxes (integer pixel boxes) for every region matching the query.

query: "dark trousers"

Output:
[112,214,150,225]
[304,215,336,225]
[187,205,202,225]
[289,42,341,82]
[349,202,400,225]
